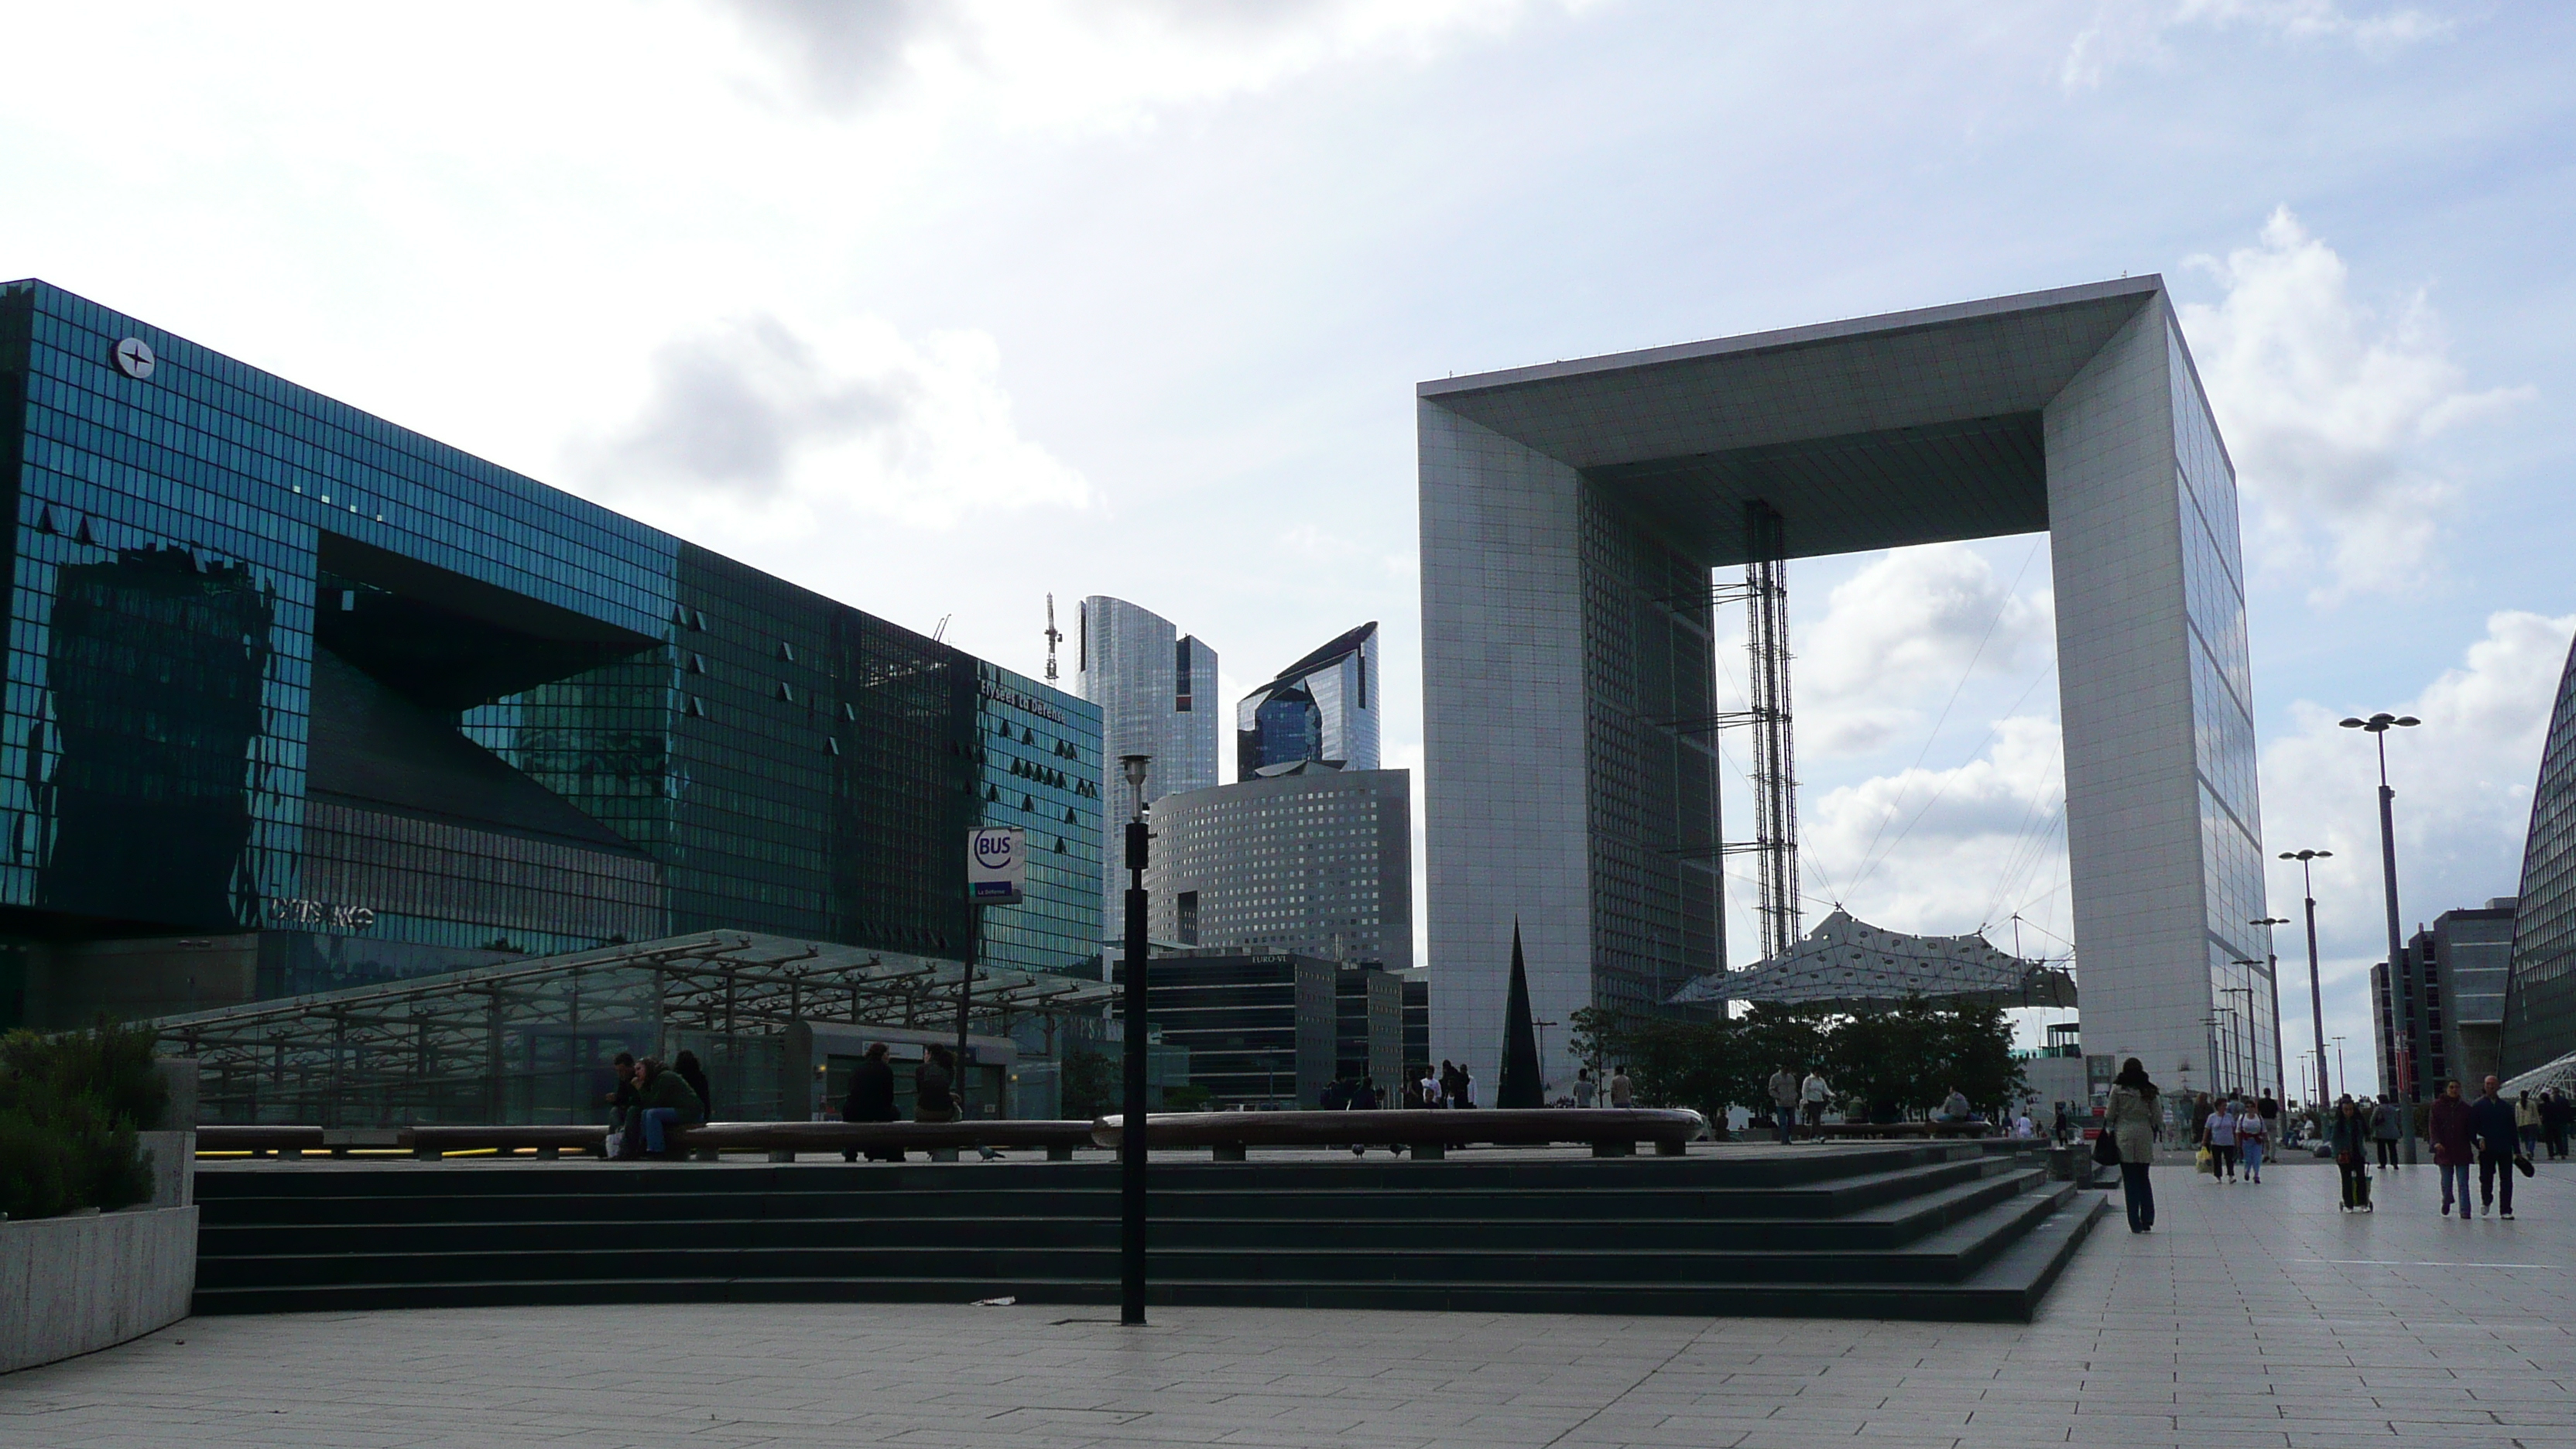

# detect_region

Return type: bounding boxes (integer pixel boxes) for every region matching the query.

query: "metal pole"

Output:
[1121,807,1150,1326]
[955,904,978,1117]
[2375,767,2419,1162]
[2302,878,2328,1108]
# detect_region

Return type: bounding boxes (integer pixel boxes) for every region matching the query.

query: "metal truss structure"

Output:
[1742,500,1800,961]
[151,931,1113,1127]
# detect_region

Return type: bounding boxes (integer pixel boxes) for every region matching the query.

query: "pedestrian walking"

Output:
[2370,1094,2403,1170]
[2201,1098,2242,1183]
[1769,1064,1800,1146]
[1607,1064,1634,1109]
[1571,1068,1597,1108]
[1458,1067,1478,1108]
[2236,1097,2269,1184]
[2470,1074,2523,1220]
[2328,1097,2373,1211]
[1439,1060,1463,1109]
[2429,1079,2475,1219]
[2105,1057,2161,1233]
[1419,1065,1442,1109]
[1800,1067,1831,1135]
[2516,1091,2542,1159]
[2546,1090,2571,1160]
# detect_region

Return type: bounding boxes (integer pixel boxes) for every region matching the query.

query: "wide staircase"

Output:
[194,1139,2102,1322]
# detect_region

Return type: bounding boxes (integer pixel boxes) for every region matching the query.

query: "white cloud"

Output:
[2060,0,2451,91]
[1797,543,2052,758]
[2260,610,2574,1094]
[2179,210,2530,601]
[571,313,1093,535]
[1800,715,2067,940]
[718,0,1533,132]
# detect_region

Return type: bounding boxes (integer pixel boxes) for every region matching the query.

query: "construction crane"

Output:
[1043,594,1064,683]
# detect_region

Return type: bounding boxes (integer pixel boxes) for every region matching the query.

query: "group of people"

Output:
[1762,1066,1834,1143]
[1413,1060,1480,1109]
[2427,1074,2535,1219]
[1567,1065,1635,1109]
[835,1041,975,1161]
[603,1050,712,1158]
[2192,1093,2276,1184]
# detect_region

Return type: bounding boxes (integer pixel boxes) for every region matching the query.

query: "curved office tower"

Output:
[1420,278,2273,1098]
[1077,597,1218,950]
[1236,621,1380,780]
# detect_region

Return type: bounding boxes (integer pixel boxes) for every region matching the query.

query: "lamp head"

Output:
[1118,754,1151,792]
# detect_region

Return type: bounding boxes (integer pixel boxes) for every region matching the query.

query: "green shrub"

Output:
[0,1021,164,1220]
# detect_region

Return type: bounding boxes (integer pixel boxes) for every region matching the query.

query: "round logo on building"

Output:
[112,337,156,380]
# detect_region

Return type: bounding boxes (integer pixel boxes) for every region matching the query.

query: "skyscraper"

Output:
[1078,596,1218,950]
[1236,621,1379,779]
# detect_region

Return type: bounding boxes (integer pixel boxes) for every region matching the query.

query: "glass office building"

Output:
[2503,632,2576,1080]
[0,279,1098,1027]
[1143,763,1412,972]
[1235,621,1379,779]
[1075,594,1217,944]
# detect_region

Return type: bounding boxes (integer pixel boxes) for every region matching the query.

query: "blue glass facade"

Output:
[0,279,1098,1025]
[2170,320,2278,1096]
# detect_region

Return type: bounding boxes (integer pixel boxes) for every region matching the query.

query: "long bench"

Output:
[1806,1122,1996,1140]
[1094,1108,1707,1160]
[200,1110,1708,1163]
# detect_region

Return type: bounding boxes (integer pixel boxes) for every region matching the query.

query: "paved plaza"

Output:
[5,1154,2574,1448]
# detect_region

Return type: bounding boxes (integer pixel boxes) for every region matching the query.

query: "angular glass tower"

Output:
[2502,633,2576,1081]
[1236,621,1379,780]
[1419,278,2272,1101]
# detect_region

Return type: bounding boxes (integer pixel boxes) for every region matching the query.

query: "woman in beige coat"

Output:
[2105,1057,2163,1233]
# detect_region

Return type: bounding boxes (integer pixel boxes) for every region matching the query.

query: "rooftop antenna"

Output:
[1044,594,1064,683]
[932,614,952,642]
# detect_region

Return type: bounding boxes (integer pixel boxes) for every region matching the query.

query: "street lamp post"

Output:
[2222,979,2260,1095]
[1117,752,1152,1327]
[2278,851,2334,1117]
[2252,916,2292,1099]
[2339,710,2420,1159]
[2330,1036,2348,1102]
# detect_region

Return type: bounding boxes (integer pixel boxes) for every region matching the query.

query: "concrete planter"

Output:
[1,1130,197,1374]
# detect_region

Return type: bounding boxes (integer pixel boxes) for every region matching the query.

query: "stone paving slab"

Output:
[5,1155,2574,1447]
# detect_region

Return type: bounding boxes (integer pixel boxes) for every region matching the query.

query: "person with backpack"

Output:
[2235,1095,2269,1184]
[2370,1095,2404,1170]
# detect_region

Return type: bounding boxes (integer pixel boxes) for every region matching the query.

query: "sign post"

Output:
[961,828,1025,1116]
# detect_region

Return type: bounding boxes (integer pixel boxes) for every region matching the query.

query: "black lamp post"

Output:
[2252,916,2291,1100]
[1117,752,1151,1327]
[2339,709,2419,1157]
[2222,978,2260,1094]
[2276,851,2334,1115]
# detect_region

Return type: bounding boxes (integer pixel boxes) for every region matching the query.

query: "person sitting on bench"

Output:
[629,1057,705,1158]
[842,1043,901,1162]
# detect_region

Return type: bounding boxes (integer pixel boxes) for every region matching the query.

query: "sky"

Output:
[5,0,2571,1094]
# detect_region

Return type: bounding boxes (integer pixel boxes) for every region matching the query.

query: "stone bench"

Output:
[1091,1108,1708,1160]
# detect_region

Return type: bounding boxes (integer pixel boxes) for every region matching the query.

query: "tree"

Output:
[1731,1003,1834,1116]
[1059,1045,1115,1120]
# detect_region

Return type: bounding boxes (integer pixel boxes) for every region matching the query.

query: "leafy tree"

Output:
[1732,1004,1835,1115]
[0,1021,163,1221]
[1059,1045,1115,1120]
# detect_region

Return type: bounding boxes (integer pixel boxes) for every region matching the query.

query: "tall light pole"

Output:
[2276,850,2334,1115]
[2252,916,2292,1098]
[1117,752,1152,1327]
[2339,711,2420,1160]
[2330,1035,2348,1101]
[2222,978,2260,1095]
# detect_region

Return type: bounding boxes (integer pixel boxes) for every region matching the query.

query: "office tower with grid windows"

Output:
[1143,762,1412,973]
[0,279,1099,1028]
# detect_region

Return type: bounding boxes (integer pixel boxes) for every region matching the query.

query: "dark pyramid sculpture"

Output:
[1497,918,1543,1108]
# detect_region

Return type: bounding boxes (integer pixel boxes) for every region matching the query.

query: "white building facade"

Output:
[1418,278,2273,1105]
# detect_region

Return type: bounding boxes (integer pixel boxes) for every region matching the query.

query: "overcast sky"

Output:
[8,2,2571,1093]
